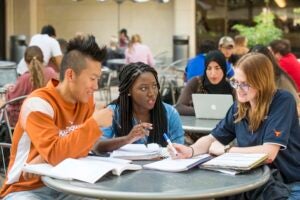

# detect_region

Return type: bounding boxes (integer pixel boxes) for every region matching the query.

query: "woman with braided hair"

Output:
[5,46,57,127]
[94,62,184,152]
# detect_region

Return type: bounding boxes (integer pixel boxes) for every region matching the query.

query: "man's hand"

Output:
[92,107,113,127]
[22,155,45,180]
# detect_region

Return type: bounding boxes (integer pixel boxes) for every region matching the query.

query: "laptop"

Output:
[192,94,233,119]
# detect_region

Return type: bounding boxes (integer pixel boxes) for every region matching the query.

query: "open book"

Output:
[110,143,164,160]
[143,154,212,172]
[23,156,142,184]
[200,153,268,173]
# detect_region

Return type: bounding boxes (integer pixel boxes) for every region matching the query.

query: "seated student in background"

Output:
[125,34,155,67]
[0,35,113,199]
[171,53,300,200]
[93,62,184,153]
[218,36,239,68]
[251,44,300,116]
[5,46,58,127]
[175,50,235,116]
[269,39,300,92]
[185,39,217,82]
[233,35,249,58]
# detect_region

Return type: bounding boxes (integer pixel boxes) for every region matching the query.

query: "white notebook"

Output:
[23,156,142,183]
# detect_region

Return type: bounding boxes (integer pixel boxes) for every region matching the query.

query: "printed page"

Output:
[143,154,212,172]
[24,157,142,183]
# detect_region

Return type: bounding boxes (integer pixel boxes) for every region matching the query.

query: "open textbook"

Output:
[200,153,268,173]
[23,156,142,183]
[143,154,213,172]
[110,143,166,160]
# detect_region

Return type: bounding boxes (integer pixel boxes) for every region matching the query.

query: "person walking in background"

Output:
[17,25,62,75]
[0,35,113,199]
[125,34,155,67]
[269,39,300,92]
[251,44,300,116]
[176,50,235,116]
[93,62,184,153]
[5,46,58,127]
[170,53,300,199]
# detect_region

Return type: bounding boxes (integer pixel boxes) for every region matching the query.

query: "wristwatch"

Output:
[224,144,232,153]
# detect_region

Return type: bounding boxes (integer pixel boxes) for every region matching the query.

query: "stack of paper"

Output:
[110,143,162,160]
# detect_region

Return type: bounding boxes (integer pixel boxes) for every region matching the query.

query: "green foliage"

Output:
[232,10,282,47]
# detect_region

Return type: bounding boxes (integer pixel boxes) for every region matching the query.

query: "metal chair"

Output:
[98,67,112,104]
[158,59,188,105]
[0,95,27,176]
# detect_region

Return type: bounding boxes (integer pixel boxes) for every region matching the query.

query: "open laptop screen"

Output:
[192,94,233,119]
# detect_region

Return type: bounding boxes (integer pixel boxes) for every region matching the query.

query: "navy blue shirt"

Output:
[212,90,300,183]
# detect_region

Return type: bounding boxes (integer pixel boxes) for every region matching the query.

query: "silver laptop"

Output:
[192,94,233,119]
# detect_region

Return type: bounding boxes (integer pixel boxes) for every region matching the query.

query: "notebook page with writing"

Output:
[143,154,212,172]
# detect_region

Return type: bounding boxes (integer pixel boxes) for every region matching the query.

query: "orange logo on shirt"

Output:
[274,129,281,137]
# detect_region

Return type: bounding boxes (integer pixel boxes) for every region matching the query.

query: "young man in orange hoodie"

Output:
[1,35,113,199]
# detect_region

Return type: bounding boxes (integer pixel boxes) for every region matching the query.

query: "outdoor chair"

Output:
[98,67,112,104]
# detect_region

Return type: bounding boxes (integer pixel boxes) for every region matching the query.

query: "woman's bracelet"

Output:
[190,146,194,158]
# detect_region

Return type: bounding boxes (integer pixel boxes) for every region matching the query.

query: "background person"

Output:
[17,25,62,75]
[251,44,300,116]
[233,35,249,57]
[171,53,300,199]
[269,39,300,92]
[93,62,184,153]
[175,50,235,116]
[184,39,217,82]
[125,34,155,67]
[218,36,239,67]
[0,35,113,199]
[5,46,58,127]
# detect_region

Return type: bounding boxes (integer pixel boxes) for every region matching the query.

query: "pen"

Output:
[163,133,178,156]
[113,117,122,129]
[139,120,148,148]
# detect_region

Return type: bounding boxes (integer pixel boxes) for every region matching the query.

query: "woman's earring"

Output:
[128,93,131,96]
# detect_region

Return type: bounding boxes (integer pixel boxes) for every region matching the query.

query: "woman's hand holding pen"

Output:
[126,122,153,144]
[168,144,193,159]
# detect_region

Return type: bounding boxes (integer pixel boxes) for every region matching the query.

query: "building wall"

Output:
[5,0,196,61]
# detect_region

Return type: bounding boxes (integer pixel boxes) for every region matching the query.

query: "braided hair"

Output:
[110,62,168,146]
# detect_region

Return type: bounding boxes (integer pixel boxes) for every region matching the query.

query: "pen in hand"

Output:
[163,133,178,156]
[113,117,122,129]
[139,120,148,148]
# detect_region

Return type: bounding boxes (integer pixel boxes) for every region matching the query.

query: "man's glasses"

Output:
[230,79,251,92]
